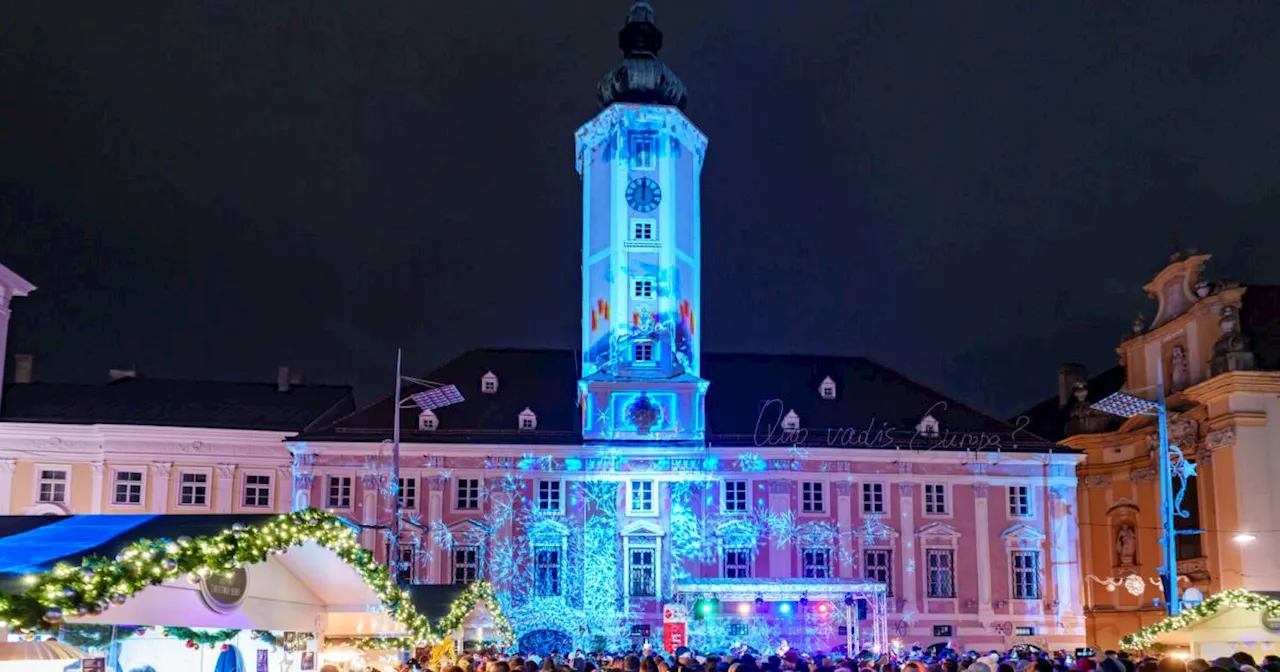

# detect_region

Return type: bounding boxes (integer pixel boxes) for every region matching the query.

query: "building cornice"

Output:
[0,422,293,444]
[1116,286,1245,359]
[1182,370,1280,403]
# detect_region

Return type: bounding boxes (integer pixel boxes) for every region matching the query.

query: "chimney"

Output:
[12,354,33,384]
[108,368,137,381]
[277,366,290,393]
[1058,363,1087,408]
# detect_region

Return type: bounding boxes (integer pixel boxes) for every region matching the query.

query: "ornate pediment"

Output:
[1001,523,1047,548]
[917,521,961,539]
[623,520,666,537]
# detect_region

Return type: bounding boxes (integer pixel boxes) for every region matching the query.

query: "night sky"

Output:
[4,2,1280,418]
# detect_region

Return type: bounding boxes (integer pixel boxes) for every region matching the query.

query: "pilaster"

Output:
[89,461,105,514]
[0,459,15,515]
[768,480,791,577]
[150,462,172,514]
[973,483,993,617]
[836,481,854,579]
[426,476,445,584]
[215,464,236,514]
[361,473,383,555]
[898,482,917,614]
[1049,486,1081,621]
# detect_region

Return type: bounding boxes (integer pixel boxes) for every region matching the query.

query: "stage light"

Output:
[755,595,764,606]
[700,601,714,616]
[818,603,829,614]
[738,603,751,615]
[800,594,809,607]
[778,602,793,615]
[844,594,855,606]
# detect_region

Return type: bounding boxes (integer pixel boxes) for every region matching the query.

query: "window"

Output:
[629,547,656,597]
[1008,485,1032,518]
[862,483,885,514]
[243,474,272,508]
[396,543,417,584]
[112,470,144,506]
[418,410,438,431]
[1011,550,1041,599]
[634,341,655,363]
[819,376,837,400]
[1014,626,1037,637]
[629,481,655,514]
[37,469,68,504]
[632,219,656,241]
[802,548,831,579]
[518,408,537,430]
[456,478,481,510]
[481,371,499,394]
[782,410,801,431]
[724,548,752,578]
[926,549,956,598]
[633,278,655,299]
[801,482,824,513]
[924,484,948,515]
[326,475,352,509]
[864,549,893,597]
[630,133,657,170]
[933,625,953,638]
[723,480,748,513]
[537,480,563,513]
[534,546,561,596]
[729,623,749,637]
[398,477,418,510]
[454,546,480,584]
[179,472,209,507]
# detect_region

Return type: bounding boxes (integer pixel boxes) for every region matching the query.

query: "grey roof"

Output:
[1,377,356,433]
[298,348,1061,452]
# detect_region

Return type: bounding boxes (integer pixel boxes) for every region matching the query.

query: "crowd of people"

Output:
[370,647,1280,672]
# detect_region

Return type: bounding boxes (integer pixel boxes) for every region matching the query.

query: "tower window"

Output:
[630,133,657,170]
[518,408,538,430]
[481,371,499,394]
[634,341,655,363]
[631,219,656,241]
[633,278,655,299]
[819,376,837,400]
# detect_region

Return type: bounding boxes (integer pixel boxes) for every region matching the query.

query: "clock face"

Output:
[626,177,662,213]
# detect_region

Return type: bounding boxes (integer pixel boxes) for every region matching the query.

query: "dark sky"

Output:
[3,2,1280,419]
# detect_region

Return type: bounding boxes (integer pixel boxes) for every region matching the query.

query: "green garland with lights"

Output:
[326,636,414,651]
[57,624,143,649]
[435,580,515,646]
[1120,589,1280,649]
[164,627,240,647]
[0,510,437,645]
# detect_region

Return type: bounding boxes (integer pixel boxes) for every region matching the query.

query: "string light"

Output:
[1120,589,1280,649]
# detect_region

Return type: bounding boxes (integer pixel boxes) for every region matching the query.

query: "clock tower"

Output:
[576,0,708,444]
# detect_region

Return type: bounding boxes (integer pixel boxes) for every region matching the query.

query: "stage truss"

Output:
[674,578,889,655]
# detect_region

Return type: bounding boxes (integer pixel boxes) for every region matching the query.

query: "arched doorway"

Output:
[518,629,573,655]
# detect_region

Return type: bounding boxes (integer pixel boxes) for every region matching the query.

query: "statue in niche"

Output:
[1116,522,1137,567]
[1171,345,1188,392]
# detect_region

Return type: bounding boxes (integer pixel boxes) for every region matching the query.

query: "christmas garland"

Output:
[0,510,435,645]
[253,630,314,651]
[1119,589,1280,649]
[326,636,414,651]
[435,581,516,646]
[57,624,144,649]
[164,627,241,647]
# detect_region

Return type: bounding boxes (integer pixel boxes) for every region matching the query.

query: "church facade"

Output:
[288,2,1085,654]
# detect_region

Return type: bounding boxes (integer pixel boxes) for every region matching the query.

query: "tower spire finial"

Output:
[596,0,688,110]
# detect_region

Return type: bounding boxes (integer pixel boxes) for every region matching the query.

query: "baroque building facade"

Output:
[1019,253,1280,649]
[287,2,1085,653]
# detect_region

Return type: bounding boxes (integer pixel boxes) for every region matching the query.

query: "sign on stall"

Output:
[81,659,105,672]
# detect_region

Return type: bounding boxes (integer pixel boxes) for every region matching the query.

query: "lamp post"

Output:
[388,349,465,585]
[1091,358,1198,616]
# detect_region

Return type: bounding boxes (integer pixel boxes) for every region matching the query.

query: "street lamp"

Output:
[1091,358,1198,617]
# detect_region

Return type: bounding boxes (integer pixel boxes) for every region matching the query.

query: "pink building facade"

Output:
[289,2,1085,654]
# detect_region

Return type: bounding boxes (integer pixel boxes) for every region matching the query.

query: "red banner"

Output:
[664,622,687,653]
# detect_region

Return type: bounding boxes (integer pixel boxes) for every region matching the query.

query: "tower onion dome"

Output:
[597,1,689,110]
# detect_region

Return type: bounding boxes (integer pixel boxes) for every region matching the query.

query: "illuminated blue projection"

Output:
[577,103,709,443]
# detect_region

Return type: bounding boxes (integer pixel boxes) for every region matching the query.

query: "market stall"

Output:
[1120,589,1280,659]
[0,511,439,672]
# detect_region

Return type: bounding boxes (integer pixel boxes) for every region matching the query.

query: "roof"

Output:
[0,514,279,587]
[1241,285,1280,370]
[297,347,1062,452]
[1014,365,1126,442]
[0,377,356,432]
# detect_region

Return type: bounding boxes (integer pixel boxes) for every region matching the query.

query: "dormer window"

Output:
[916,414,940,438]
[634,341,655,364]
[633,278,655,300]
[782,410,801,431]
[418,410,439,431]
[819,376,837,400]
[481,371,499,394]
[519,408,538,431]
